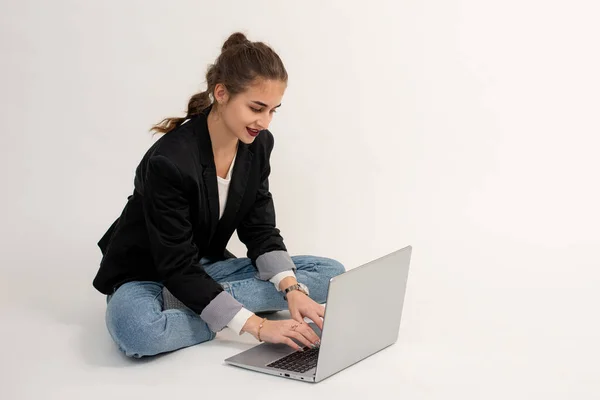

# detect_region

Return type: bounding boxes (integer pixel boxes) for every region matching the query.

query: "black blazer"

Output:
[92,106,294,319]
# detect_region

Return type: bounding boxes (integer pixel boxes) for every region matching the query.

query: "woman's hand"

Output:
[243,315,321,351]
[286,290,325,331]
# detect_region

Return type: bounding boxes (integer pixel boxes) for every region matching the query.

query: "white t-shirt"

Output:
[217,149,237,219]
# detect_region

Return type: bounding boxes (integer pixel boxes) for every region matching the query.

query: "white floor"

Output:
[2,237,598,400]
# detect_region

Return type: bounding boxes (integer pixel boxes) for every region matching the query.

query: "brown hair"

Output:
[151,32,288,134]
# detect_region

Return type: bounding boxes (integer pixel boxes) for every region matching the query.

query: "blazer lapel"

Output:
[195,105,221,241]
[202,165,220,240]
[217,142,253,230]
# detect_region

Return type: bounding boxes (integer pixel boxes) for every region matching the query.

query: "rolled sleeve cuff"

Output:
[255,250,297,280]
[227,307,255,335]
[269,270,297,291]
[200,291,244,332]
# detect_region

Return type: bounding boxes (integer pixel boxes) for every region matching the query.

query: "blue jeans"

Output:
[105,255,345,358]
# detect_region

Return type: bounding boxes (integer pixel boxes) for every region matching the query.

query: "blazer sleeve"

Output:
[236,136,296,280]
[142,155,243,332]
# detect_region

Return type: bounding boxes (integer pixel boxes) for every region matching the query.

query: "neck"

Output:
[207,106,239,157]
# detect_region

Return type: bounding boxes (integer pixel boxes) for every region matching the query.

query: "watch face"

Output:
[298,283,309,295]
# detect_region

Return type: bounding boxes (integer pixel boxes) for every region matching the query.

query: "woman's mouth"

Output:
[246,127,260,137]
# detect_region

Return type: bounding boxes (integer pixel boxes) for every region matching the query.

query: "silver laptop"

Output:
[224,245,413,383]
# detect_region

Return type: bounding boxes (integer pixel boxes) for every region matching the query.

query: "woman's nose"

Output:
[257,112,274,130]
[256,119,269,130]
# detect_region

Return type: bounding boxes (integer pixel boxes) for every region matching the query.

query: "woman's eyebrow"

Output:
[251,101,282,108]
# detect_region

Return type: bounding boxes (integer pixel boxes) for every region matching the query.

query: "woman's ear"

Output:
[213,83,230,105]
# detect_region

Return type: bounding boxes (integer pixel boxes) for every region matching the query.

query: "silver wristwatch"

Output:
[283,282,309,300]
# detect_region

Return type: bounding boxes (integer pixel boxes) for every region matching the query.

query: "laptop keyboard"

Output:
[267,346,320,373]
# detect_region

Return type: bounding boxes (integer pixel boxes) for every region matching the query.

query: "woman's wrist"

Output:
[278,276,298,291]
[242,314,264,338]
[285,289,306,301]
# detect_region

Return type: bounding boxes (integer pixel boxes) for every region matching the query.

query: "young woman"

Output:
[92,32,345,358]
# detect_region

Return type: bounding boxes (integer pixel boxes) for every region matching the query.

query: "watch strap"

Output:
[283,284,306,300]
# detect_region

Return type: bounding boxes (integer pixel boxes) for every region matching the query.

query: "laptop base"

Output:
[224,340,317,383]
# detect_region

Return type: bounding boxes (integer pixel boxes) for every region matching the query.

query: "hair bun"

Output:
[222,32,250,52]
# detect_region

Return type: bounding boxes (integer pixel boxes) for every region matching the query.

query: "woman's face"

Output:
[215,79,286,144]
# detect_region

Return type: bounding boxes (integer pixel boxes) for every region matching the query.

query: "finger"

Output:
[283,337,305,352]
[305,297,324,314]
[287,330,313,349]
[291,310,304,323]
[299,321,321,344]
[315,304,325,318]
[308,311,324,331]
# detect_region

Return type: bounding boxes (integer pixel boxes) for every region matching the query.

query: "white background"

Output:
[1,0,598,398]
